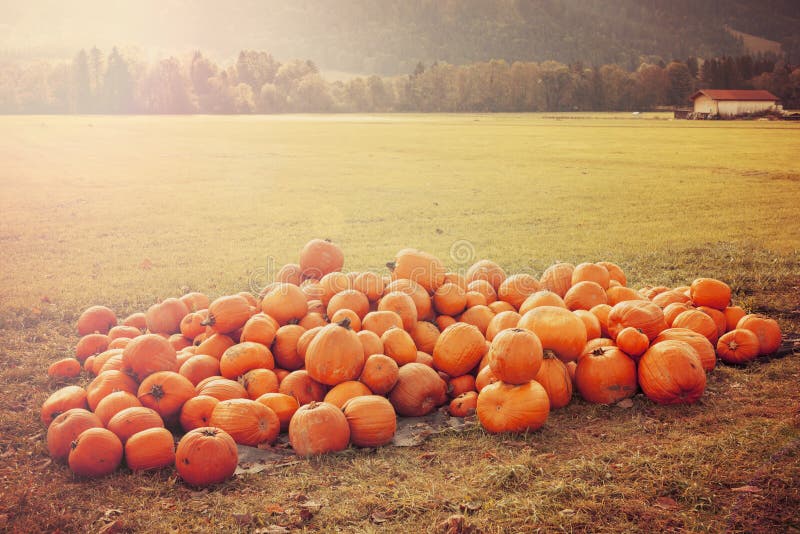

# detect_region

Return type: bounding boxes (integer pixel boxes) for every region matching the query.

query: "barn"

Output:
[689,89,780,117]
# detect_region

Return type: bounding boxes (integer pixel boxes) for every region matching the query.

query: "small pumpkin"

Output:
[638,340,706,405]
[179,395,220,432]
[299,238,345,279]
[539,263,574,298]
[289,401,351,456]
[433,282,468,316]
[93,391,142,427]
[571,262,611,290]
[77,305,117,336]
[179,354,222,386]
[240,313,279,346]
[255,393,300,432]
[607,300,667,341]
[476,381,550,434]
[449,391,479,417]
[219,341,274,379]
[736,314,782,355]
[125,427,175,472]
[47,358,82,379]
[137,371,197,422]
[305,319,365,385]
[47,408,102,462]
[342,395,397,447]
[145,298,188,335]
[107,406,165,444]
[209,398,280,447]
[716,329,761,364]
[195,376,248,401]
[75,333,110,361]
[488,328,543,385]
[272,324,307,370]
[68,427,123,478]
[465,259,507,291]
[381,327,418,366]
[278,370,328,405]
[387,248,446,293]
[614,327,649,359]
[388,362,447,417]
[260,284,308,326]
[689,278,731,310]
[432,322,487,377]
[359,354,399,395]
[485,310,521,342]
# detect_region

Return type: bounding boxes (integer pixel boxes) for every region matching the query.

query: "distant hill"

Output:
[725,27,783,56]
[2,0,799,73]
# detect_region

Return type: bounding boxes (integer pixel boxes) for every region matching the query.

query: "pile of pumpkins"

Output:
[41,239,783,487]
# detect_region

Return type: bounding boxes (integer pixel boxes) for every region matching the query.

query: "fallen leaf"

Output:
[481,450,498,461]
[97,520,124,534]
[616,398,634,409]
[654,497,678,509]
[418,452,436,461]
[558,508,576,517]
[299,500,323,514]
[459,501,482,513]
[437,514,475,534]
[233,513,253,526]
[731,485,762,493]
[370,509,395,524]
[264,503,285,515]
[140,258,153,270]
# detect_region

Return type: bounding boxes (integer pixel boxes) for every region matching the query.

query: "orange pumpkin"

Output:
[433,282,467,316]
[137,371,196,422]
[716,329,761,364]
[289,401,351,456]
[179,395,220,432]
[122,312,147,331]
[278,370,328,405]
[517,306,587,362]
[305,319,365,385]
[240,313,279,346]
[353,271,385,302]
[448,391,479,417]
[47,408,102,462]
[327,289,370,320]
[209,398,280,447]
[242,368,280,399]
[638,340,706,405]
[195,333,235,360]
[359,354,400,395]
[652,289,692,309]
[342,395,397,447]
[179,354,222,386]
[519,290,567,314]
[272,324,307,370]
[671,309,719,344]
[607,300,667,341]
[690,278,731,310]
[723,306,747,332]
[86,370,138,411]
[614,327,649,359]
[276,263,303,285]
[597,261,627,286]
[466,259,507,291]
[362,311,404,337]
[299,238,345,279]
[663,302,695,327]
[175,427,238,487]
[145,298,188,335]
[107,406,164,444]
[574,347,637,404]
[573,309,601,340]
[534,353,573,409]
[488,328,543,384]
[121,334,177,381]
[219,341,274,379]
[572,262,611,290]
[93,391,142,426]
[387,248,446,293]
[476,381,550,434]
[497,274,541,310]
[323,380,372,408]
[485,310,521,342]
[736,314,782,355]
[75,333,111,361]
[653,327,717,371]
[125,427,175,472]
[378,291,418,331]
[381,327,418,366]
[255,393,300,432]
[357,329,384,358]
[180,292,211,312]
[432,322,487,377]
[68,427,123,478]
[77,305,117,336]
[47,358,82,379]
[459,305,495,335]
[447,374,477,398]
[388,362,447,417]
[260,283,308,326]
[384,279,433,321]
[195,377,248,401]
[409,321,440,354]
[539,263,574,298]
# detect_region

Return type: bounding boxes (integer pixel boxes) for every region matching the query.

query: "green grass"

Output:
[0,113,799,533]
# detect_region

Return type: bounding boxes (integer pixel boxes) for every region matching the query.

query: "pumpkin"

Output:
[330,309,361,331]
[573,309,601,340]
[342,395,397,447]
[690,278,731,310]
[736,314,782,355]
[97,353,124,373]
[357,330,384,358]
[489,301,516,314]
[300,280,326,302]
[432,322,487,377]
[77,305,117,336]
[260,283,308,326]
[93,391,142,426]
[209,398,280,446]
[75,333,110,361]
[240,313,279,346]
[607,300,667,341]
[459,305,495,335]
[175,427,238,487]
[433,282,467,316]
[485,310,521,342]
[388,362,447,417]
[534,352,573,409]
[466,259,507,291]
[242,368,280,399]
[255,393,299,432]
[574,347,637,404]
[195,333,235,360]
[299,238,345,279]
[68,427,123,478]
[86,370,138,411]
[326,289,369,321]
[179,395,220,432]
[723,306,747,332]
[606,286,645,306]
[571,262,611,290]
[122,312,147,331]
[476,381,550,434]
[378,291,418,331]
[671,309,719,344]
[179,354,222,386]
[716,329,761,364]
[467,279,498,304]
[107,406,164,444]
[488,328,543,385]
[318,272,351,305]
[108,325,142,341]
[48,358,82,379]
[145,298,188,335]
[447,374,477,398]
[121,334,177,382]
[47,408,102,462]
[416,351,434,366]
[384,279,434,321]
[638,340,706,405]
[324,380,372,408]
[359,354,400,395]
[180,311,208,340]
[409,321,440,354]
[202,295,252,334]
[517,306,587,362]
[219,341,274,379]
[381,327,418,366]
[387,248,446,293]
[180,292,211,312]
[289,401,351,456]
[475,365,498,392]
[362,311,404,337]
[272,324,307,370]
[125,427,175,472]
[597,261,627,286]
[449,391,479,417]
[353,271,385,302]
[195,377,248,401]
[497,274,541,310]
[278,370,328,405]
[276,263,303,285]
[589,304,612,337]
[519,290,567,315]
[652,289,692,309]
[539,263,574,297]
[663,302,695,327]
[305,319,365,385]
[614,327,649,359]
[436,315,457,331]
[138,371,196,422]
[299,312,329,330]
[169,333,193,352]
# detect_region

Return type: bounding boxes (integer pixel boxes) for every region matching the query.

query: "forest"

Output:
[1,47,798,114]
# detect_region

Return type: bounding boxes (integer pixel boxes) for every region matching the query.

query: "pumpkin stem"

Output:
[386,261,396,271]
[337,317,352,330]
[200,428,218,437]
[542,349,558,360]
[591,347,608,356]
[150,383,165,400]
[201,313,216,327]
[729,341,738,351]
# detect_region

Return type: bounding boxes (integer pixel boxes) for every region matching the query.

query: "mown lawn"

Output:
[0,113,798,533]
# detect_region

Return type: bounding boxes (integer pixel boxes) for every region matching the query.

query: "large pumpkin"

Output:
[638,340,706,405]
[40,385,89,426]
[47,408,102,462]
[716,329,761,364]
[121,334,178,382]
[260,284,308,326]
[539,263,574,298]
[175,427,238,487]
[305,319,365,385]
[432,322,486,377]
[574,347,637,404]
[533,353,573,409]
[387,248,446,293]
[487,328,543,385]
[388,363,447,417]
[145,298,188,335]
[359,354,399,395]
[342,395,397,448]
[209,398,280,447]
[68,427,123,478]
[476,381,550,434]
[517,306,587,362]
[124,427,176,472]
[289,401,351,456]
[299,238,345,279]
[204,295,253,334]
[77,305,117,336]
[652,327,716,371]
[607,300,667,341]
[736,314,782,355]
[689,278,731,310]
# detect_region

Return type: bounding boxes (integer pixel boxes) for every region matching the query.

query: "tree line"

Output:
[1,47,798,114]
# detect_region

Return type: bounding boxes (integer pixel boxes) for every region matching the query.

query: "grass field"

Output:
[1,113,799,533]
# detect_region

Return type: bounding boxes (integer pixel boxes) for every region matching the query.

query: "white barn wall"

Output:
[717,100,776,116]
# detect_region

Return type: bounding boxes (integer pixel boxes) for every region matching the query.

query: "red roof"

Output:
[690,89,779,102]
